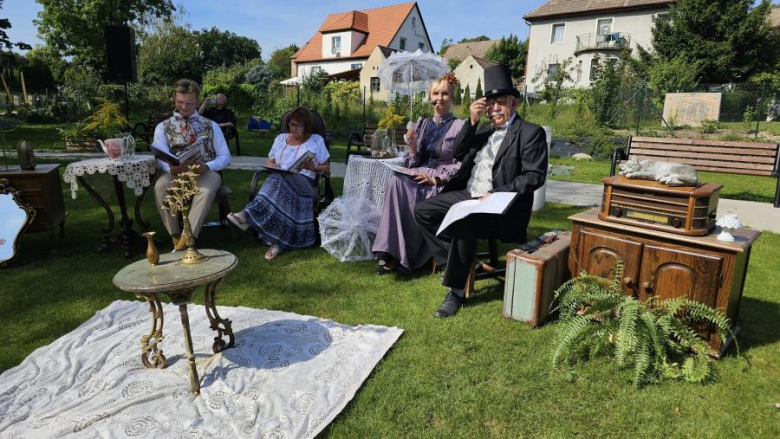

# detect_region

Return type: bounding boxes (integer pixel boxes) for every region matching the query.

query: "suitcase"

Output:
[503,231,571,326]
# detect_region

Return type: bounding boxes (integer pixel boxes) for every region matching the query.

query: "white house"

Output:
[452,55,500,99]
[523,0,674,93]
[290,1,433,90]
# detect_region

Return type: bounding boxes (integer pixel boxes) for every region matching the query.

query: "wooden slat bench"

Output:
[345,124,407,163]
[610,136,780,207]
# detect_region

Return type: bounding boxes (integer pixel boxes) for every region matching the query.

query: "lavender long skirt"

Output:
[243,173,316,249]
[372,171,442,270]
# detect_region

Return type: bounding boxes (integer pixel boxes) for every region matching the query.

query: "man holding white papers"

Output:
[414,64,548,317]
[152,79,232,250]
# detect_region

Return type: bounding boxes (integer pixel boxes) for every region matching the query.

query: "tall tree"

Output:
[193,27,261,70]
[136,20,200,85]
[0,0,32,52]
[651,0,778,83]
[438,38,453,56]
[484,34,528,81]
[458,36,490,43]
[267,44,299,79]
[35,0,174,73]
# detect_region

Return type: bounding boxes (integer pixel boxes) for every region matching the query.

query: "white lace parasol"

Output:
[317,197,382,262]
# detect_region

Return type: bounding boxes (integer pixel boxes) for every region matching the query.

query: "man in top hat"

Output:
[414,64,548,317]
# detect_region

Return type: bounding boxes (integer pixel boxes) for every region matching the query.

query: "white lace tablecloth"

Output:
[343,155,404,213]
[63,156,157,200]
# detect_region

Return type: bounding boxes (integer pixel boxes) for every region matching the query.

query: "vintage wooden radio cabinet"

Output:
[569,208,759,356]
[599,175,721,236]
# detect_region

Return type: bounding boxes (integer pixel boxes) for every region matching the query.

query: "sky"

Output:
[3,0,549,56]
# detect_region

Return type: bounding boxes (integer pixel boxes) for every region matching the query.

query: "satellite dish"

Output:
[600,25,611,35]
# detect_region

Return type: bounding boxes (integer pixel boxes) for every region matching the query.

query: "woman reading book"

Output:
[372,74,465,274]
[227,107,330,260]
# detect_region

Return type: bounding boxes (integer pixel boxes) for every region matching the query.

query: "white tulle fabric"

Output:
[318,197,382,262]
[342,155,404,213]
[63,156,157,199]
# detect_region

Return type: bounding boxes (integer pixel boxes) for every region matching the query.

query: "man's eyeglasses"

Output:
[485,98,510,108]
[289,123,304,131]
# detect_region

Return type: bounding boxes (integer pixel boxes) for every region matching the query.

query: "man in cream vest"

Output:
[152,79,232,250]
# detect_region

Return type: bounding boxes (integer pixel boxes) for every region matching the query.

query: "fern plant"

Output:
[552,263,737,387]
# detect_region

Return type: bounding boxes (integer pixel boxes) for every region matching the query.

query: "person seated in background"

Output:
[414,64,548,318]
[226,107,330,260]
[199,93,237,130]
[372,73,465,275]
[153,79,232,250]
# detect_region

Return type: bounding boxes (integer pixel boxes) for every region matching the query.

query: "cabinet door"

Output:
[638,244,722,307]
[578,229,643,296]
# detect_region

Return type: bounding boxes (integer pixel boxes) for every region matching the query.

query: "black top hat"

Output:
[484,64,519,98]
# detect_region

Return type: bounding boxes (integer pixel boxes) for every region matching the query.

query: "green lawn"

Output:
[2,165,779,437]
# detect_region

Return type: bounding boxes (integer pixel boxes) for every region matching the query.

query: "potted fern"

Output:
[551,263,737,387]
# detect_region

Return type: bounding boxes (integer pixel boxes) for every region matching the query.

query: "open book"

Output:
[151,144,203,167]
[436,192,518,236]
[378,161,418,178]
[259,150,316,174]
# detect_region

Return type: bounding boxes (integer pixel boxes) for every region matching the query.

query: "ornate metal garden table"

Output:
[112,249,238,396]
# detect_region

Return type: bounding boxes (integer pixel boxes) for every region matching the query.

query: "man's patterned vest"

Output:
[162,112,216,161]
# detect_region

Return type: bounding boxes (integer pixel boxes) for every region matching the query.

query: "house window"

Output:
[590,58,599,80]
[654,13,670,24]
[400,37,407,50]
[548,63,559,76]
[351,63,363,70]
[370,77,380,92]
[412,17,416,28]
[311,66,322,75]
[419,42,425,51]
[551,24,565,43]
[331,36,341,54]
[597,18,613,36]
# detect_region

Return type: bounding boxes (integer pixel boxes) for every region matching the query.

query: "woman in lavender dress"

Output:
[373,74,465,274]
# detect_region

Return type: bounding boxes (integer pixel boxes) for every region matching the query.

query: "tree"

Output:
[458,36,490,43]
[193,27,261,70]
[137,20,200,85]
[35,0,174,73]
[453,83,462,105]
[474,78,483,99]
[484,34,528,81]
[650,0,778,83]
[460,84,471,119]
[532,56,579,117]
[267,44,299,79]
[0,0,31,52]
[447,58,459,71]
[438,38,453,56]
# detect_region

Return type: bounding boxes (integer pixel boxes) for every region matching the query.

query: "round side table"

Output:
[113,249,238,396]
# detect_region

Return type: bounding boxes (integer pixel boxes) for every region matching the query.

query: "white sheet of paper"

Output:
[436,192,518,236]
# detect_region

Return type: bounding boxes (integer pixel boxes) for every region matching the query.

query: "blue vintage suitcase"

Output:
[503,231,571,326]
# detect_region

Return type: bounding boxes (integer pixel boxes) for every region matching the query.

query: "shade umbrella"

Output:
[317,197,382,262]
[377,49,450,119]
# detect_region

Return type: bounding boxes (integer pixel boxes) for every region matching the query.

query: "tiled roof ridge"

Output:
[326,1,415,18]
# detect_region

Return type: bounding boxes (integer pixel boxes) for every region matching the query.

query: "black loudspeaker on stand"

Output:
[105,25,137,83]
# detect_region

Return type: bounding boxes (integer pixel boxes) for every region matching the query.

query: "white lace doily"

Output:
[342,155,404,213]
[63,156,157,200]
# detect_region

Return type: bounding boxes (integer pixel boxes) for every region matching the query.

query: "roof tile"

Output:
[442,40,500,62]
[524,0,674,20]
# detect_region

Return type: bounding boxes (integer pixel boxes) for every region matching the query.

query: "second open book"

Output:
[436,192,517,236]
[258,150,316,174]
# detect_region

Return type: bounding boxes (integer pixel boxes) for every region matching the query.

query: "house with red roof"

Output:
[524,0,675,94]
[290,2,432,98]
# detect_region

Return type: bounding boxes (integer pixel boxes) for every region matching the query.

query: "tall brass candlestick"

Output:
[161,167,208,264]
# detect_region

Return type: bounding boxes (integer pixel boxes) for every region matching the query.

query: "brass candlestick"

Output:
[161,167,208,264]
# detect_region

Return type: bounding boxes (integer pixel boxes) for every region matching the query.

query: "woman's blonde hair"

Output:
[429,76,455,96]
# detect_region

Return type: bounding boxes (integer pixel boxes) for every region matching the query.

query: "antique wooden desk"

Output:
[0,164,67,252]
[113,249,238,395]
[569,208,760,356]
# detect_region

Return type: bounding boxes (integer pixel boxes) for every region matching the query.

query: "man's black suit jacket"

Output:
[441,115,548,243]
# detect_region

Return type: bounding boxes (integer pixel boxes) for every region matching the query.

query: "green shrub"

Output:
[699,119,721,135]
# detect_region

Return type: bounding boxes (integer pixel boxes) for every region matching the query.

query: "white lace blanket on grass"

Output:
[63,156,157,199]
[0,300,403,439]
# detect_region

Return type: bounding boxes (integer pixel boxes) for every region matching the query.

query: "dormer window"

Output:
[331,36,341,54]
